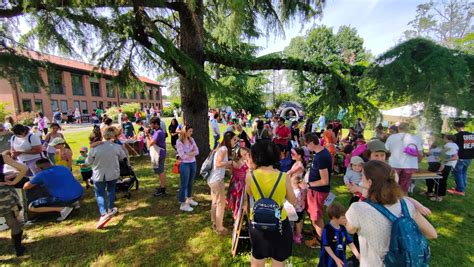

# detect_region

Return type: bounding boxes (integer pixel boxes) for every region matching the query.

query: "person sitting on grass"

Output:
[23,158,83,222]
[319,203,359,267]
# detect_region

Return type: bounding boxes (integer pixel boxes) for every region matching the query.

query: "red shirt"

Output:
[274,125,291,146]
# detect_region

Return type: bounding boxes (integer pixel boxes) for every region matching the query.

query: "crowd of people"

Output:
[1,107,473,266]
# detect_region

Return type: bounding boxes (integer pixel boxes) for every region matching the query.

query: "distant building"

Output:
[0,50,162,120]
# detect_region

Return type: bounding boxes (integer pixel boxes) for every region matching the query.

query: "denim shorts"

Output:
[31,196,80,208]
[153,157,166,174]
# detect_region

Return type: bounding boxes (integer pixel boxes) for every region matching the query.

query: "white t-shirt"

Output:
[210,119,220,136]
[346,198,416,267]
[385,133,423,169]
[11,133,42,162]
[444,142,459,167]
[207,146,228,185]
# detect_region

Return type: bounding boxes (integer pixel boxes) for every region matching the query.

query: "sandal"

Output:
[215,227,229,235]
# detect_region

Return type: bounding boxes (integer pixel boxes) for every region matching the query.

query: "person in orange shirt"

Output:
[322,124,337,168]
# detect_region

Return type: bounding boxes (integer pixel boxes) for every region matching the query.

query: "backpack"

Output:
[200,150,216,179]
[54,112,61,120]
[11,133,33,145]
[251,171,283,233]
[365,199,430,267]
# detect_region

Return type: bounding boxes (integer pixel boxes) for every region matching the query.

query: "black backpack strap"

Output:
[28,133,32,144]
[268,172,283,199]
[251,171,266,199]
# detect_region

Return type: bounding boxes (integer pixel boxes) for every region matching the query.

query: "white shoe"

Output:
[96,213,112,229]
[108,207,118,216]
[57,207,74,221]
[180,203,193,212]
[186,198,198,207]
[72,201,81,210]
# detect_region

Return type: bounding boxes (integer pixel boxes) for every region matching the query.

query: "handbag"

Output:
[173,160,180,174]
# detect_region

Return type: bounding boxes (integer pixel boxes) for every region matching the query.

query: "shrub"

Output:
[16,112,36,126]
[106,103,142,121]
[0,102,8,123]
[161,107,174,117]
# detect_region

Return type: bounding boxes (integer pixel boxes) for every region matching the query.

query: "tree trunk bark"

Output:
[178,1,210,168]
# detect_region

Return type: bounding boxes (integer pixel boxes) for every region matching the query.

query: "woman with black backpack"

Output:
[245,140,296,267]
[345,160,437,267]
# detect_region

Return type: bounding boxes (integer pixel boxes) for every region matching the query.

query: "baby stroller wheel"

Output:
[135,179,139,190]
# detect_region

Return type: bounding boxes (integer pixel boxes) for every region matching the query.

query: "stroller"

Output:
[117,158,139,199]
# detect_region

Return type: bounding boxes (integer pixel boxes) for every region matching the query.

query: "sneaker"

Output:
[57,207,74,221]
[96,214,113,229]
[108,207,118,216]
[72,201,81,210]
[153,188,166,197]
[447,189,465,196]
[305,237,321,248]
[186,198,198,207]
[180,203,194,212]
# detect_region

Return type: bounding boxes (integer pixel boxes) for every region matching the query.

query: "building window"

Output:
[131,92,137,99]
[113,101,117,106]
[106,81,115,98]
[73,100,80,112]
[22,99,32,112]
[81,101,88,114]
[90,79,101,97]
[98,101,103,109]
[148,87,154,100]
[92,101,98,110]
[107,101,112,108]
[20,78,39,93]
[140,91,145,100]
[120,90,127,99]
[71,74,84,96]
[60,100,68,114]
[34,99,43,113]
[51,100,59,112]
[48,69,63,94]
[155,87,160,101]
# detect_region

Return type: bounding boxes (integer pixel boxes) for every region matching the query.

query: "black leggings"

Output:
[426,165,452,196]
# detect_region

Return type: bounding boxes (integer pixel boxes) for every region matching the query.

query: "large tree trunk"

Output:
[178,1,210,168]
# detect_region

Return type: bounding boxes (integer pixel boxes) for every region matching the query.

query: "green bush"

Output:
[16,112,36,126]
[0,102,8,123]
[161,107,174,117]
[106,103,142,121]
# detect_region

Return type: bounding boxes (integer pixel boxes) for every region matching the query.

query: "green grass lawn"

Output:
[0,123,473,265]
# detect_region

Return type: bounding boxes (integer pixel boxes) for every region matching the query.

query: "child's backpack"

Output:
[250,171,283,233]
[200,150,216,179]
[365,199,430,267]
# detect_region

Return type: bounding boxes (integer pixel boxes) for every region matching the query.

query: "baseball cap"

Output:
[367,139,387,152]
[49,137,66,147]
[80,146,88,152]
[350,156,364,165]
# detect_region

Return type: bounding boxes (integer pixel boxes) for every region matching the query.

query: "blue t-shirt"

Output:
[30,166,83,202]
[280,152,293,173]
[319,224,353,267]
[308,148,332,193]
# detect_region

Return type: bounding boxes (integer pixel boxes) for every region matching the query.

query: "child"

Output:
[343,156,364,204]
[287,147,306,245]
[137,126,148,155]
[277,144,293,172]
[424,136,443,197]
[49,137,73,170]
[430,134,459,202]
[76,147,93,189]
[319,203,359,267]
[226,147,250,219]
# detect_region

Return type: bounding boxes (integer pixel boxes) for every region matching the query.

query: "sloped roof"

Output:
[381,103,471,118]
[19,50,160,86]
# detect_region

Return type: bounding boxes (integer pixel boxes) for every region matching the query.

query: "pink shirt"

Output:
[176,138,199,163]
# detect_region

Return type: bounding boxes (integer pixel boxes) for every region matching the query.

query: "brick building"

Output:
[0,51,162,120]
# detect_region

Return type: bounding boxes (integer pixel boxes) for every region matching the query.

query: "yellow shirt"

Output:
[250,169,287,220]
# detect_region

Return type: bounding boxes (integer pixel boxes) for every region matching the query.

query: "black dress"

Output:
[169,124,179,148]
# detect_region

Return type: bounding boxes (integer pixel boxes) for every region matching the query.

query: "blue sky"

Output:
[254,0,426,57]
